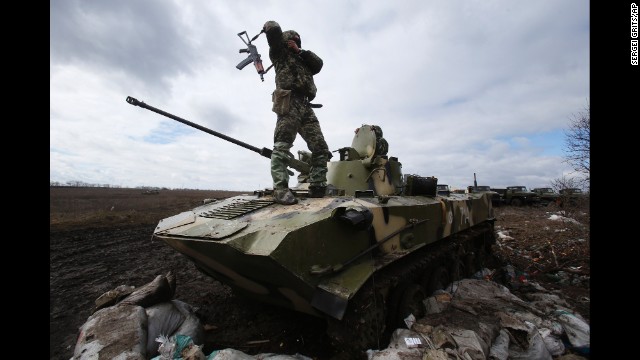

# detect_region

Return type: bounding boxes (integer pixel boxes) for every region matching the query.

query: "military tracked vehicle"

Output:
[127,97,497,352]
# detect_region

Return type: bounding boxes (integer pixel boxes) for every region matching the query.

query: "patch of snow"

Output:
[497,231,513,240]
[548,214,581,225]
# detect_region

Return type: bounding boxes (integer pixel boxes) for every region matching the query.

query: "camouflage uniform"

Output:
[264,21,331,194]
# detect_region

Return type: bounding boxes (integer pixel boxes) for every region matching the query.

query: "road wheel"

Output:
[425,265,450,296]
[385,282,409,332]
[511,198,522,207]
[464,252,478,277]
[450,258,465,282]
[393,283,426,330]
[327,286,386,353]
[474,244,488,270]
[464,243,488,277]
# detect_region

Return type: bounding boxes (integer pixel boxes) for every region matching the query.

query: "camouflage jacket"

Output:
[264,21,323,100]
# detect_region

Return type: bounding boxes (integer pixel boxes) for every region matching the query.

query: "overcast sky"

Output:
[50,0,589,191]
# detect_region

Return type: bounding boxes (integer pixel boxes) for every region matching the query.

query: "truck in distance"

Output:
[490,186,539,206]
[531,187,560,206]
[468,185,502,207]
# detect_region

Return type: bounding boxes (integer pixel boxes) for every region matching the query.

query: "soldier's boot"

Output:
[308,185,327,198]
[273,188,298,205]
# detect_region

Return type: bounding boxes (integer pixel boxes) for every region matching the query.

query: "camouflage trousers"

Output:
[271,97,330,189]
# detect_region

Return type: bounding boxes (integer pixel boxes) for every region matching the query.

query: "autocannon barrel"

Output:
[126,96,310,174]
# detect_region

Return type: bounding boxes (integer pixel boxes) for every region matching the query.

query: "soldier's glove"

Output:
[287,40,301,54]
[263,21,278,32]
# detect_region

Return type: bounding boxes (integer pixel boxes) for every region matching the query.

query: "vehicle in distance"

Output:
[468,185,502,207]
[558,188,586,206]
[491,186,539,206]
[531,187,560,206]
[436,184,451,196]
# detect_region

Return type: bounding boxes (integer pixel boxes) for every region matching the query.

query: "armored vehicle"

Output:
[531,187,560,206]
[127,97,497,353]
[469,185,502,207]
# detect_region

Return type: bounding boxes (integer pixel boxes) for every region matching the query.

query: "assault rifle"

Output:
[126,96,309,175]
[236,30,273,82]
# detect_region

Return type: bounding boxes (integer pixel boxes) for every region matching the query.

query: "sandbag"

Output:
[554,310,590,349]
[449,329,487,360]
[505,321,552,360]
[172,300,204,347]
[93,284,136,313]
[146,301,187,358]
[73,304,148,359]
[539,328,565,356]
[120,272,176,308]
[488,329,510,360]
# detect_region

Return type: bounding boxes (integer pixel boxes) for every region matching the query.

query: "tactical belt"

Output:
[291,91,323,108]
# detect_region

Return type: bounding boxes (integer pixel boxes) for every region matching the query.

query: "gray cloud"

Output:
[51,0,198,90]
[50,0,589,191]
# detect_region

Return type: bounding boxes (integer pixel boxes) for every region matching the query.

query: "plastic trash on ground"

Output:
[152,334,206,360]
[553,310,590,355]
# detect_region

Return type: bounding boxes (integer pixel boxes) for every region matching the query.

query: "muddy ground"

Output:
[50,187,590,360]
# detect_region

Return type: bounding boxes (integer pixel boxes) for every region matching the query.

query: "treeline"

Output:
[50,181,170,190]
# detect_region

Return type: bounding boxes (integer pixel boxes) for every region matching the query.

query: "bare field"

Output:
[50,187,333,360]
[50,187,249,229]
[50,187,590,360]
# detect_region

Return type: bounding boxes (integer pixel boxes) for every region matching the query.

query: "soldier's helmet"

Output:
[283,30,301,48]
[370,125,388,157]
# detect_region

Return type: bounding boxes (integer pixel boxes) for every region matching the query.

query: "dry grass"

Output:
[50,187,249,229]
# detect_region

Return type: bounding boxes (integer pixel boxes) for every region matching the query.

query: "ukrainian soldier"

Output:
[263,20,332,205]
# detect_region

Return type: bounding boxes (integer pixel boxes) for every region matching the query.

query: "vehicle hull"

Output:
[153,191,495,320]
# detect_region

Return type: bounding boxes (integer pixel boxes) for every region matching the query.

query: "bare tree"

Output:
[550,175,588,213]
[549,175,582,193]
[563,102,590,183]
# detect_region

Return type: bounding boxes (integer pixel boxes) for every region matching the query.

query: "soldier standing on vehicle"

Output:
[263,20,332,205]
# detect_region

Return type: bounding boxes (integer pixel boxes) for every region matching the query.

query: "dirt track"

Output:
[50,187,590,360]
[50,223,334,360]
